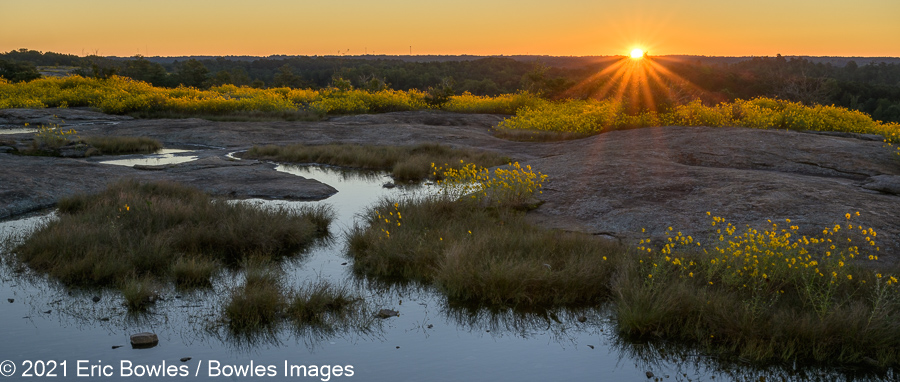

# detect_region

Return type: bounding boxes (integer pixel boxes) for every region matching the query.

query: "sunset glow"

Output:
[1,0,898,57]
[630,49,645,59]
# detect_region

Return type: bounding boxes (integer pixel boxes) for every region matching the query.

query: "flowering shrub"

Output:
[431,161,546,208]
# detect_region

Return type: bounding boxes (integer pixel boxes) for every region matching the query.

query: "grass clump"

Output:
[619,213,900,366]
[348,161,622,307]
[121,277,160,311]
[350,196,621,306]
[223,263,365,334]
[244,143,509,182]
[172,256,218,289]
[10,180,333,309]
[286,280,362,328]
[81,136,162,155]
[224,263,286,332]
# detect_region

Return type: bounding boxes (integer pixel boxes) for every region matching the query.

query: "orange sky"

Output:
[2,0,898,57]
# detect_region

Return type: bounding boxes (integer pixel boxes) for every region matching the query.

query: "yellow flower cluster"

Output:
[0,76,528,117]
[432,161,547,207]
[497,96,900,146]
[373,202,402,239]
[636,213,887,290]
[33,121,78,148]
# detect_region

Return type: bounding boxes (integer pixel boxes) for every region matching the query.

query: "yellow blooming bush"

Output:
[636,212,889,316]
[431,161,547,208]
[498,96,900,146]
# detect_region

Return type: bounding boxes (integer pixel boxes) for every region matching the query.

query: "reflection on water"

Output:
[97,149,199,167]
[0,164,893,381]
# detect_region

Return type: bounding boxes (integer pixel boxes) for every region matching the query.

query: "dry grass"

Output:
[9,180,333,311]
[244,143,509,182]
[82,136,162,155]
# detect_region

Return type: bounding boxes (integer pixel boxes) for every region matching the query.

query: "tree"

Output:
[120,55,169,86]
[173,59,210,88]
[0,59,41,82]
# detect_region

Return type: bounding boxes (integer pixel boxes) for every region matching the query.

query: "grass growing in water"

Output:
[244,143,509,182]
[81,136,162,155]
[349,160,900,367]
[348,161,621,306]
[8,180,333,309]
[224,262,365,334]
[620,213,900,366]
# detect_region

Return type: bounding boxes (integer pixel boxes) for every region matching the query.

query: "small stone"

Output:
[6,299,12,303]
[587,345,594,349]
[383,182,396,189]
[92,296,101,303]
[577,316,587,323]
[180,357,192,362]
[130,332,159,349]
[427,324,433,329]
[43,310,51,314]
[341,262,348,266]
[376,309,399,318]
[395,346,400,349]
[111,345,122,349]
[645,371,654,379]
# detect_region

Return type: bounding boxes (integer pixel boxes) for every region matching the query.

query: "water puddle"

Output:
[96,149,199,167]
[0,127,38,135]
[0,165,888,381]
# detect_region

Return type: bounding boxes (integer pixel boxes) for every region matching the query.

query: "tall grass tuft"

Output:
[224,262,285,332]
[244,143,509,182]
[82,136,162,155]
[13,180,332,289]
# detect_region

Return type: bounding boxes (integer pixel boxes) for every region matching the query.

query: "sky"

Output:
[2,0,898,57]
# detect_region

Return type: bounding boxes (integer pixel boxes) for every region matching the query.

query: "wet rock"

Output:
[376,309,399,318]
[645,371,654,379]
[382,182,396,189]
[341,262,348,266]
[0,146,15,154]
[6,298,12,303]
[130,332,159,349]
[43,310,51,314]
[92,296,101,303]
[111,345,122,349]
[180,357,192,362]
[587,345,594,349]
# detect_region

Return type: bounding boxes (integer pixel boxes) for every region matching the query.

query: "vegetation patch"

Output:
[497,97,900,144]
[349,161,900,367]
[81,136,162,155]
[223,262,366,334]
[8,180,333,310]
[621,214,900,366]
[244,143,509,182]
[347,162,618,307]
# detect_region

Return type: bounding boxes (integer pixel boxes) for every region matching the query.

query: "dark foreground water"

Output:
[0,165,889,381]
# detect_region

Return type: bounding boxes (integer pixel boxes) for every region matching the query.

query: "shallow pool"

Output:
[0,165,886,381]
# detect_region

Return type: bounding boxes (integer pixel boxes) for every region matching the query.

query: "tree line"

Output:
[2,49,899,122]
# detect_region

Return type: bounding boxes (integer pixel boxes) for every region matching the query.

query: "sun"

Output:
[630,48,645,59]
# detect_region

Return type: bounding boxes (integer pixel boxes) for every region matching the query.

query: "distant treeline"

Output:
[2,49,899,122]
